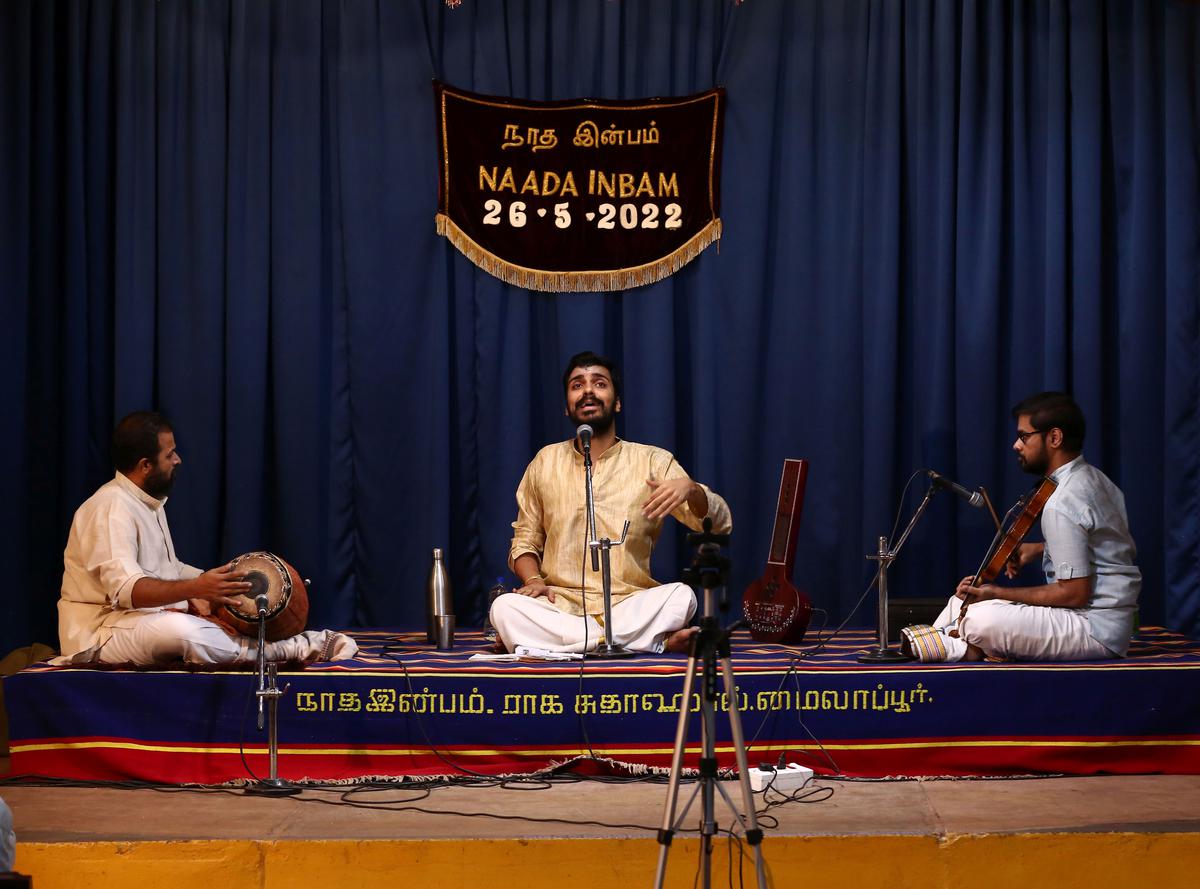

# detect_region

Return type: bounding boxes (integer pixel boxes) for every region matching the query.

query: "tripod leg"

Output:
[654,651,700,889]
[719,656,769,889]
[700,645,720,889]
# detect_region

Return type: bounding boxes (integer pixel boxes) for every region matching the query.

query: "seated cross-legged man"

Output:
[490,351,732,655]
[903,392,1141,663]
[56,411,357,668]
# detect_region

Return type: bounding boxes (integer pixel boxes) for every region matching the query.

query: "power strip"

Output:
[748,763,815,793]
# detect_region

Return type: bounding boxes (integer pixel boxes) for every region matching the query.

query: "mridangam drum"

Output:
[221,551,309,641]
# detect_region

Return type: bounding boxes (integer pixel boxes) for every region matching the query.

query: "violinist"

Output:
[906,392,1141,663]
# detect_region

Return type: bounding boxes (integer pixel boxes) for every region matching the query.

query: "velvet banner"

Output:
[434,82,724,292]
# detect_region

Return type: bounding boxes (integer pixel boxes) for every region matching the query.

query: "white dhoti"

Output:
[490,583,697,654]
[89,610,357,667]
[933,595,1112,661]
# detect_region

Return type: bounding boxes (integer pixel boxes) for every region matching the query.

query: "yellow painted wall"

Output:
[15,833,1200,889]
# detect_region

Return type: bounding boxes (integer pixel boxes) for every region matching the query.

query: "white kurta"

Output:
[57,472,355,666]
[59,472,202,661]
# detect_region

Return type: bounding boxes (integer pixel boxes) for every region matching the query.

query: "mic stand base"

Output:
[856,535,913,663]
[857,647,913,664]
[589,642,636,659]
[244,778,301,797]
[857,487,938,665]
[245,659,299,796]
[585,527,633,661]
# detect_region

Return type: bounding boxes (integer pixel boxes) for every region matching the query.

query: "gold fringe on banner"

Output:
[435,214,722,293]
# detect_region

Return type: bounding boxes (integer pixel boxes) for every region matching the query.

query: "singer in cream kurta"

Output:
[507,438,732,617]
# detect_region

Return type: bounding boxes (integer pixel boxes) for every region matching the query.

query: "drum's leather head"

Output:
[221,551,310,641]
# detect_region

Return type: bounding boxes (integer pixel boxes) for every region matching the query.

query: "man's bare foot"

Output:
[664,626,699,653]
[963,642,985,662]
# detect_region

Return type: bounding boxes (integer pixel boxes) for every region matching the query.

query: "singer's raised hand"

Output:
[642,477,698,520]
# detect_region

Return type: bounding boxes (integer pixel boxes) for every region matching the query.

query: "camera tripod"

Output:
[653,521,767,889]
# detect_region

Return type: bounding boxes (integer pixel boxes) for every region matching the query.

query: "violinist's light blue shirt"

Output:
[1041,456,1141,656]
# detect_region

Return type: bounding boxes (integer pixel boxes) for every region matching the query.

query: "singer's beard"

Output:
[588,410,616,436]
[571,401,617,437]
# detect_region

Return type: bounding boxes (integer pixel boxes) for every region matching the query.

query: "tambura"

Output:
[221,551,309,641]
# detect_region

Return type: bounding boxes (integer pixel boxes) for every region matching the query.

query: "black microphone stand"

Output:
[581,432,634,659]
[244,596,300,796]
[859,477,988,657]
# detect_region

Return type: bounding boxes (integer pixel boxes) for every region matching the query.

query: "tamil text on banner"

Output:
[434,82,725,292]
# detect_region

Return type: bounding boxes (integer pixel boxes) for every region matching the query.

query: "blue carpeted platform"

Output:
[5,627,1199,783]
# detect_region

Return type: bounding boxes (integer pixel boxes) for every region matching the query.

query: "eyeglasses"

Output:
[1015,429,1045,444]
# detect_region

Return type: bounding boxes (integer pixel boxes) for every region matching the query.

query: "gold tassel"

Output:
[435,213,722,293]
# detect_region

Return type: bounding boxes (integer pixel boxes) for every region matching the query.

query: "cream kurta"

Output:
[58,471,360,667]
[508,439,732,616]
[59,472,201,660]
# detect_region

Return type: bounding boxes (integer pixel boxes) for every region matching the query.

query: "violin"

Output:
[958,476,1057,622]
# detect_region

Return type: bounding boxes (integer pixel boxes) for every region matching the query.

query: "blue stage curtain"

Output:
[1,1,1197,655]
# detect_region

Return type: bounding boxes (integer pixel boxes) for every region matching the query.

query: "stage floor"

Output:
[4,772,1200,888]
[6,626,1200,782]
[8,772,1200,842]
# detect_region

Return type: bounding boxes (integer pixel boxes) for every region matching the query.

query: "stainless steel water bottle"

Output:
[426,548,453,644]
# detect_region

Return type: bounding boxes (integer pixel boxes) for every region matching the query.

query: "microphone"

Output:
[927,470,985,508]
[576,424,593,452]
[578,423,598,570]
[244,570,271,616]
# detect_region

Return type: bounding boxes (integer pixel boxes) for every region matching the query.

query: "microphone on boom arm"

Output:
[927,470,985,509]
